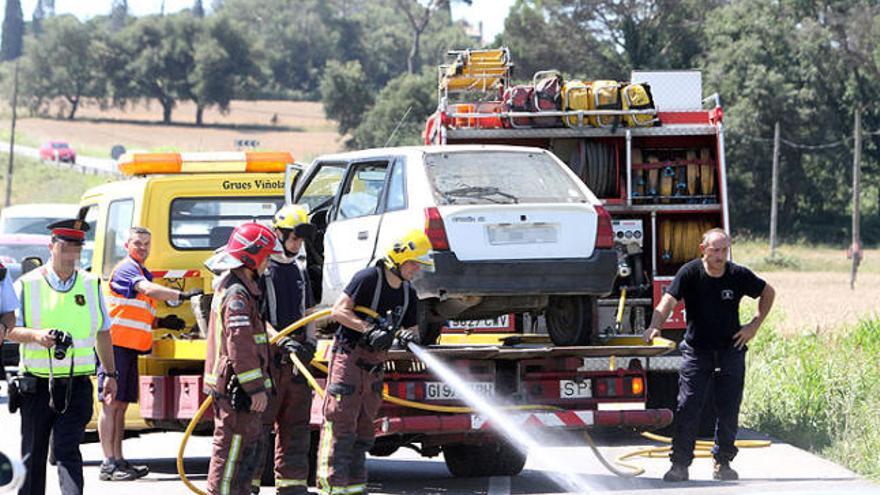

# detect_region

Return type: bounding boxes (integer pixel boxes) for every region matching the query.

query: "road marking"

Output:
[488,476,511,495]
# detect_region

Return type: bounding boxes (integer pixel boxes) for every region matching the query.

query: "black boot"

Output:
[713,460,739,480]
[663,463,689,482]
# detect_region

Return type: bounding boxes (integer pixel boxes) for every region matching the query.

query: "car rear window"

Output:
[424,151,588,205]
[170,197,283,250]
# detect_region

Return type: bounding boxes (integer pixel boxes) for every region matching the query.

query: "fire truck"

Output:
[423,48,731,422]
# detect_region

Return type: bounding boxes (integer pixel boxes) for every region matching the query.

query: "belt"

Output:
[23,373,89,382]
[355,359,383,374]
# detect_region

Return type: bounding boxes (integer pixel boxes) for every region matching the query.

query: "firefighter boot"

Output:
[663,463,689,482]
[713,460,739,481]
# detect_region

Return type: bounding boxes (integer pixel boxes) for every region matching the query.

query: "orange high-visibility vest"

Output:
[105,259,157,352]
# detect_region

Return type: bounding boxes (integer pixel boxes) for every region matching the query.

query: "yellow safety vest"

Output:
[19,269,104,378]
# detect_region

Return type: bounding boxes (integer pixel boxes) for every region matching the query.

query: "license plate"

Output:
[559,379,592,399]
[425,382,495,400]
[487,223,558,245]
[447,314,510,330]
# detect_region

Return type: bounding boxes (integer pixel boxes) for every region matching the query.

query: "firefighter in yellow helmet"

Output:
[316,229,433,495]
[251,205,318,494]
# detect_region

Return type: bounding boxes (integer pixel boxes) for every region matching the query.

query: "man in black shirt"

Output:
[644,228,775,482]
[316,229,432,495]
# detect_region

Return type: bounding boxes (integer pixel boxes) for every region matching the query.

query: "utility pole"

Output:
[850,108,862,290]
[5,59,19,207]
[769,122,780,258]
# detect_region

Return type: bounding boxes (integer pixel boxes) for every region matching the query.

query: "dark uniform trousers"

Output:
[671,341,746,466]
[253,357,314,495]
[316,340,385,495]
[19,376,93,495]
[207,397,270,495]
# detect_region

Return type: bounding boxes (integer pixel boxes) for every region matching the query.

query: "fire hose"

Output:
[177,309,770,493]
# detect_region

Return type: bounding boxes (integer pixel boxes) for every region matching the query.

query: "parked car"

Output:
[289,145,618,345]
[0,203,80,235]
[39,140,76,163]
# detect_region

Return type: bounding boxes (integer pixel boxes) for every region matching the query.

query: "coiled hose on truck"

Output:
[176,309,769,493]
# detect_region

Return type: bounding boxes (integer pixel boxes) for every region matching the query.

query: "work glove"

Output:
[277,336,316,365]
[363,318,395,352]
[156,315,186,331]
[392,329,420,350]
[179,289,204,301]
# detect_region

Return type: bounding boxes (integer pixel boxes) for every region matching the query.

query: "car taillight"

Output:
[424,207,449,250]
[595,205,614,249]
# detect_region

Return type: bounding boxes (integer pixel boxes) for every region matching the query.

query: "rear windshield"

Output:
[1,217,65,235]
[170,196,283,250]
[424,151,587,205]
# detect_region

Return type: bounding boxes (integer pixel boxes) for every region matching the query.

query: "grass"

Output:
[0,153,110,205]
[732,237,880,274]
[741,316,880,480]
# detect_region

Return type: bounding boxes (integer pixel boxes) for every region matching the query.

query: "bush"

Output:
[742,319,880,479]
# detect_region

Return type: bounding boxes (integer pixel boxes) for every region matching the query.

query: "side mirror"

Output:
[0,450,26,493]
[20,256,43,276]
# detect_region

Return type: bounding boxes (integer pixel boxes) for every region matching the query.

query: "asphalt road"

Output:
[2,142,119,176]
[0,382,877,495]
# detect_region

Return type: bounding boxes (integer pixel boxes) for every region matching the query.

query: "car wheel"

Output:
[443,440,526,478]
[546,295,597,346]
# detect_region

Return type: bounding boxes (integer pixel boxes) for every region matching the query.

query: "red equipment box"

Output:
[139,376,174,420]
[174,375,213,420]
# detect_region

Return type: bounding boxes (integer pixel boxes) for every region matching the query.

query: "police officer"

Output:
[251,205,319,494]
[6,219,117,495]
[203,222,282,495]
[644,228,775,482]
[98,226,203,481]
[316,229,432,495]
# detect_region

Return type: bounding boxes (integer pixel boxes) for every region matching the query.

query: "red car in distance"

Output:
[39,140,76,163]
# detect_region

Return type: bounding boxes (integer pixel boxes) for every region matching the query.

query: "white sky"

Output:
[9,0,515,41]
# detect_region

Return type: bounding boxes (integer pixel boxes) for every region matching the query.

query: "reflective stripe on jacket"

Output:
[19,268,104,377]
[106,260,157,352]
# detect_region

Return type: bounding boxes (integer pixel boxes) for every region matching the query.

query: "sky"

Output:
[9,0,516,41]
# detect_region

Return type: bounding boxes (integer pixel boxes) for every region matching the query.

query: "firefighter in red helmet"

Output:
[203,222,282,495]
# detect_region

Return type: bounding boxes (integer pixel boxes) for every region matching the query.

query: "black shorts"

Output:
[98,345,140,403]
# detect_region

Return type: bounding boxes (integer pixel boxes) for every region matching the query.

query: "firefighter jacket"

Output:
[204,268,272,397]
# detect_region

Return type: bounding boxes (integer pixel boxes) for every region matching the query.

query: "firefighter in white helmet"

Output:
[316,229,433,495]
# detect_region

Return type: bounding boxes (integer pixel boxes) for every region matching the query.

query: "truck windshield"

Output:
[170,197,283,250]
[424,151,588,205]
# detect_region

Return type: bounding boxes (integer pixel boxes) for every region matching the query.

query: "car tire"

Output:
[546,295,597,346]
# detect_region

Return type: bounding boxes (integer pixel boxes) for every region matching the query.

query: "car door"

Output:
[321,159,393,303]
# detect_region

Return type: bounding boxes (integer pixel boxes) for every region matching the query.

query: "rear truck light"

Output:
[424,207,450,250]
[630,376,644,396]
[595,205,614,249]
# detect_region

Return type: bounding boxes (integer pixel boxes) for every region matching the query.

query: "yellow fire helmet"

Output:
[383,229,435,272]
[272,204,317,240]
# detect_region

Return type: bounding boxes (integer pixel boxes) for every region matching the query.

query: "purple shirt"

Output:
[110,256,153,299]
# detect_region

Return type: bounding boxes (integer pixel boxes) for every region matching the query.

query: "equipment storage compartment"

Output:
[550,138,622,201]
[631,136,719,205]
[174,375,213,420]
[139,375,174,420]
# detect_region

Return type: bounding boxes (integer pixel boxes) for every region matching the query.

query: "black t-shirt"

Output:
[337,266,418,343]
[265,258,313,331]
[667,259,766,350]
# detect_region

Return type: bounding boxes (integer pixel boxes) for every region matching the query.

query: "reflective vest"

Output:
[105,260,156,352]
[19,269,104,378]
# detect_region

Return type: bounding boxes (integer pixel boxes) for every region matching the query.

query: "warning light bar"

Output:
[117,151,294,176]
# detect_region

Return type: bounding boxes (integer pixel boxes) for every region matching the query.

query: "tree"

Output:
[111,0,128,32]
[192,0,205,18]
[19,15,103,119]
[32,0,45,36]
[118,14,199,123]
[394,0,443,74]
[1,0,24,61]
[191,15,263,124]
[320,60,373,138]
[351,70,436,148]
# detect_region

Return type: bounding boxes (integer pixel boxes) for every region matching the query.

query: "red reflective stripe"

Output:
[151,269,201,279]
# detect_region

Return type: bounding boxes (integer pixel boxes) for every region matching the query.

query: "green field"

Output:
[0,153,109,206]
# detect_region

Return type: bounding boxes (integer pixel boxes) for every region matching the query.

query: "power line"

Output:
[734,129,880,150]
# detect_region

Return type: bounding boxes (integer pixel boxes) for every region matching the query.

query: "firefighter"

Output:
[316,229,432,495]
[7,219,117,495]
[98,226,203,481]
[251,205,318,494]
[644,228,775,482]
[203,222,282,495]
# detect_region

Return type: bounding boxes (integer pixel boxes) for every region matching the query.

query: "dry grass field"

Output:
[735,240,880,335]
[6,99,345,161]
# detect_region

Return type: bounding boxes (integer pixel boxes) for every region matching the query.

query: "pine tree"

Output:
[193,0,205,18]
[1,0,24,61]
[32,0,45,36]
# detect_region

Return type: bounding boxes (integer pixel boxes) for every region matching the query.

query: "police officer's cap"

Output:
[47,219,89,244]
